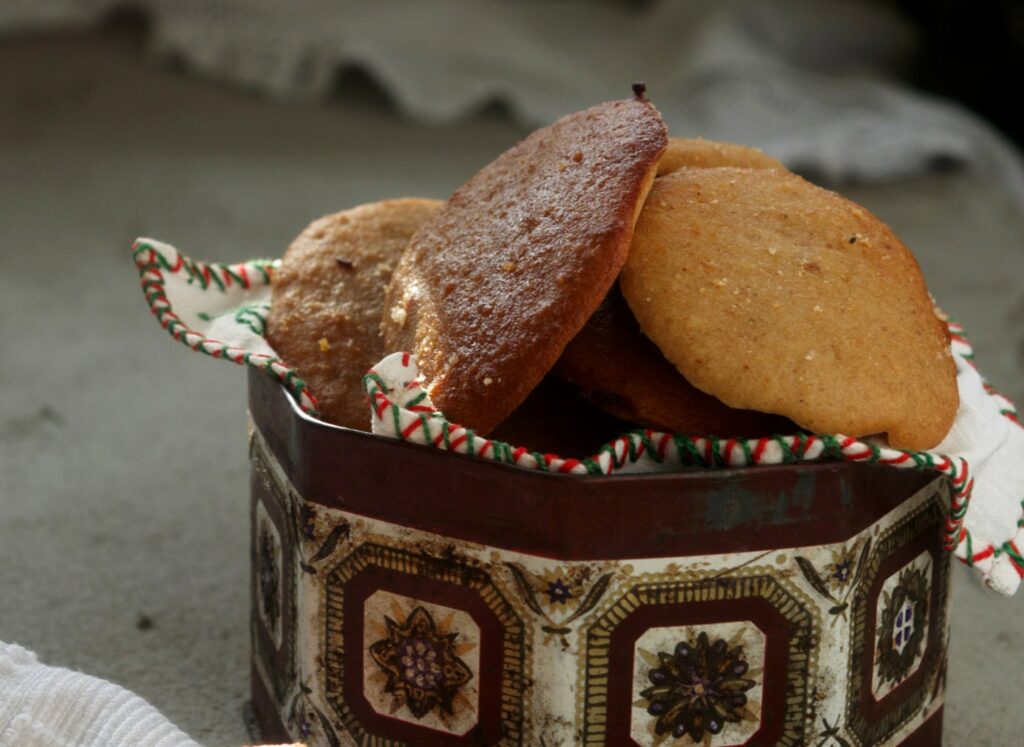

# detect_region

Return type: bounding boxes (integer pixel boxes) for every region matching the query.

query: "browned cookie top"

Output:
[555,288,797,437]
[382,95,668,434]
[267,198,442,430]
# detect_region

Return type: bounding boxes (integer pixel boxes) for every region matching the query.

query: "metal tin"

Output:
[246,369,947,746]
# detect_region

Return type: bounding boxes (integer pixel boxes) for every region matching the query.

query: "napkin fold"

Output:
[132,238,1024,595]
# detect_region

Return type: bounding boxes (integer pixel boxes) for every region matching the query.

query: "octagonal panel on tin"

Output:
[582,572,818,746]
[255,499,283,650]
[845,500,949,746]
[873,551,932,700]
[323,542,527,745]
[631,620,765,745]
[362,590,481,736]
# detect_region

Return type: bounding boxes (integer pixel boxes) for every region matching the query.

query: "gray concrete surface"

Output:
[1,33,1023,746]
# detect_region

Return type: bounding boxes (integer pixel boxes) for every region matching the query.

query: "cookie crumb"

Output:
[483,377,493,386]
[390,306,407,325]
[502,261,517,272]
[319,337,331,352]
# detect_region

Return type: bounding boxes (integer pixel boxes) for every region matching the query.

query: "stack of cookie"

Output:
[267,88,958,452]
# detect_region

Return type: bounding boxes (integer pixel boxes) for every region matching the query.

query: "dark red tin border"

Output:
[899,706,943,746]
[249,370,940,561]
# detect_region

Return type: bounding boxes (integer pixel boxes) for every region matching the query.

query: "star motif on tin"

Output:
[831,557,852,584]
[639,631,757,743]
[545,578,573,605]
[368,606,474,720]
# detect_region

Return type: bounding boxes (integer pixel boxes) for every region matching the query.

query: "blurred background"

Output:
[1,1,1022,745]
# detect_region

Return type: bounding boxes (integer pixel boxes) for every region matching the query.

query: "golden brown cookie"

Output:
[656,137,785,176]
[554,288,797,437]
[620,168,958,449]
[382,92,668,434]
[267,198,442,430]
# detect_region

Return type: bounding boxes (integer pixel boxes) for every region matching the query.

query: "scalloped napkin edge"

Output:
[133,238,1024,595]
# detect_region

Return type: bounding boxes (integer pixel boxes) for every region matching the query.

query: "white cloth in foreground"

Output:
[0,642,199,747]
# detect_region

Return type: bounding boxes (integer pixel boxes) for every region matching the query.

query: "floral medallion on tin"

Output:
[582,571,818,746]
[249,437,301,711]
[323,542,527,745]
[362,591,480,735]
[873,551,932,699]
[255,500,283,649]
[631,621,764,746]
[845,498,949,746]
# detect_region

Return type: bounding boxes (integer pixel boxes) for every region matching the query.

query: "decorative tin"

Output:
[246,370,948,746]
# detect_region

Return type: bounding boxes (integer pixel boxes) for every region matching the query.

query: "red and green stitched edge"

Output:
[132,238,321,417]
[362,340,1020,583]
[132,239,1024,588]
[362,361,970,550]
[947,321,1024,583]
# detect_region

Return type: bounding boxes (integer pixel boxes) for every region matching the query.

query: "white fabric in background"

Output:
[3,0,1024,204]
[0,642,199,747]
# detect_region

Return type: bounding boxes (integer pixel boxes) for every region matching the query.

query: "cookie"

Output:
[267,198,442,430]
[554,288,797,437]
[620,167,958,449]
[382,92,668,434]
[656,137,785,176]
[489,376,635,457]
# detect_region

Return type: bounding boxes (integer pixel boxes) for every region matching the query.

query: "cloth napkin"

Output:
[131,238,1024,596]
[0,642,199,747]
